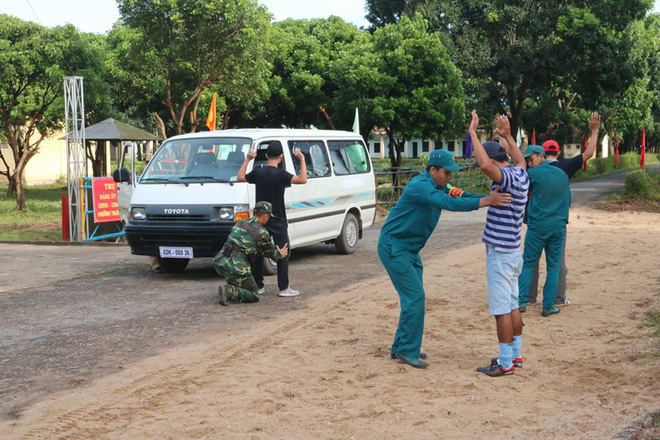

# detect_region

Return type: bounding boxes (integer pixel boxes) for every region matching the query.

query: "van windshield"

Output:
[141,137,252,183]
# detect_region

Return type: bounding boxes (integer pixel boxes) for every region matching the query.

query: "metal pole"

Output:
[64,76,86,241]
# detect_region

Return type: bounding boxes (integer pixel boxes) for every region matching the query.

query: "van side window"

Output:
[327,140,371,175]
[287,141,330,178]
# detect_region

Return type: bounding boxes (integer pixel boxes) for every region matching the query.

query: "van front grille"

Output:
[146,214,210,222]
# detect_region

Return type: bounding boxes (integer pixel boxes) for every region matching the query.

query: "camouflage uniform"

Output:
[213,215,282,304]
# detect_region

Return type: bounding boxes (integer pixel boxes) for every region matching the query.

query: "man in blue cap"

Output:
[518,144,571,317]
[379,149,511,369]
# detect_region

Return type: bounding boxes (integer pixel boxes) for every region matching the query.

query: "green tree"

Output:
[235,17,366,131]
[333,15,466,168]
[108,0,271,138]
[600,12,660,152]
[0,16,95,211]
[366,0,652,138]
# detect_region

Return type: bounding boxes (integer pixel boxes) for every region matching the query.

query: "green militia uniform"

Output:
[213,216,283,303]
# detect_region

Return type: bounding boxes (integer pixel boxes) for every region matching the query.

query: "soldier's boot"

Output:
[218,285,229,306]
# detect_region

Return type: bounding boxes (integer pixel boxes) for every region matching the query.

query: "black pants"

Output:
[252,219,289,291]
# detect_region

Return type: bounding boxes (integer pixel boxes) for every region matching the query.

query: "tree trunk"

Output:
[11,170,26,212]
[153,113,168,141]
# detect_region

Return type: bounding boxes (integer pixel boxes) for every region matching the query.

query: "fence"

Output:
[374,162,491,208]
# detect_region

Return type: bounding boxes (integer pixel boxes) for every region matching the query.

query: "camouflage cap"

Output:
[253,201,273,215]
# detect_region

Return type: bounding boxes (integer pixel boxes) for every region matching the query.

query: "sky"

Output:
[2,0,371,34]
[3,0,659,34]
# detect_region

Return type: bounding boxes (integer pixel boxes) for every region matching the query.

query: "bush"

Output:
[591,157,609,174]
[624,169,659,197]
[618,152,640,169]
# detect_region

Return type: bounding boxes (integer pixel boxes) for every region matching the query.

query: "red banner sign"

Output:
[92,178,121,223]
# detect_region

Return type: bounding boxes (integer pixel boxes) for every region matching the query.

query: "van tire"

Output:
[263,257,278,275]
[335,213,359,254]
[156,256,189,273]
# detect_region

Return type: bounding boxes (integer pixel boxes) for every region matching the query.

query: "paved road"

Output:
[0,165,655,420]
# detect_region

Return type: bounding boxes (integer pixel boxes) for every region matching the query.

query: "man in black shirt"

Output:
[237,141,307,297]
[527,112,600,307]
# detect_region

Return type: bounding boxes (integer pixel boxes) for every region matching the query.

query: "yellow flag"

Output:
[206,92,217,131]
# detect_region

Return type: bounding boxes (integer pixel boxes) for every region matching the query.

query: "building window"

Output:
[422,141,429,152]
[373,141,380,153]
[447,141,455,152]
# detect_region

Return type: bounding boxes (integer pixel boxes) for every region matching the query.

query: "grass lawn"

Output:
[0,182,65,242]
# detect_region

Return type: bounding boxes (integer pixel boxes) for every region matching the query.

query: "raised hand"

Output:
[293,147,305,161]
[469,110,479,134]
[589,112,601,131]
[496,114,511,139]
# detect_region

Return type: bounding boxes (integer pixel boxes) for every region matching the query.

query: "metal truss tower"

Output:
[64,76,86,242]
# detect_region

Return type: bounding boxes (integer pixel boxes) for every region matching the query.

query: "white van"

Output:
[113,129,377,272]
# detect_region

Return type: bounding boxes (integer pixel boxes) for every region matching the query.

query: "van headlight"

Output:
[218,207,234,220]
[130,207,147,221]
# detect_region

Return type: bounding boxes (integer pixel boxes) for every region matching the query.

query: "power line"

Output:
[24,0,43,26]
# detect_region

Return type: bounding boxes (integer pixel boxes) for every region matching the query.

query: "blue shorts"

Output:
[486,245,522,315]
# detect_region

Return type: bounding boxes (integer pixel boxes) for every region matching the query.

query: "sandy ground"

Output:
[1,207,659,440]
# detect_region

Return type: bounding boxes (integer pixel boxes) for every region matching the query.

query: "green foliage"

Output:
[591,157,610,174]
[365,0,653,145]
[108,0,272,137]
[624,169,660,197]
[0,15,105,210]
[333,15,466,165]
[236,17,366,131]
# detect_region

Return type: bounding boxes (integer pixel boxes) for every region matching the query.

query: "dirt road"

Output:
[0,167,658,439]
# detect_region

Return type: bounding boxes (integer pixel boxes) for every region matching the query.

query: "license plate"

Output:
[159,246,193,259]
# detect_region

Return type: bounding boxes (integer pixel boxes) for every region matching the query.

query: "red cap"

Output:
[542,140,560,153]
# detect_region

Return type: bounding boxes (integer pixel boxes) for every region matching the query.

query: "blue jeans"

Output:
[486,245,523,316]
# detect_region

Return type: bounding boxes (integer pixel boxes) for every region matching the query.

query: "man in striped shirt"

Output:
[468,111,530,377]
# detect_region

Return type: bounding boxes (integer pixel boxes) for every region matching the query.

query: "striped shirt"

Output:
[482,165,529,252]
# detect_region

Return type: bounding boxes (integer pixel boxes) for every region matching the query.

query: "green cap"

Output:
[428,150,462,172]
[524,145,546,158]
[253,201,273,215]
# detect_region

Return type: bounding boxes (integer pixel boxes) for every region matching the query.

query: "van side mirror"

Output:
[112,168,131,183]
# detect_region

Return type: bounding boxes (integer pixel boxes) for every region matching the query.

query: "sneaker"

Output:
[218,285,229,306]
[477,360,514,377]
[490,356,523,368]
[257,287,266,295]
[554,299,571,307]
[528,300,537,305]
[541,306,560,317]
[278,287,300,297]
[519,303,527,313]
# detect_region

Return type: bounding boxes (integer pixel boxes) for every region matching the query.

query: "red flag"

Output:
[615,137,619,164]
[206,92,217,131]
[582,137,588,171]
[641,127,646,169]
[531,129,536,145]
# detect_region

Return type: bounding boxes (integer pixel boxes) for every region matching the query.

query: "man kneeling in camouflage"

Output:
[214,201,288,305]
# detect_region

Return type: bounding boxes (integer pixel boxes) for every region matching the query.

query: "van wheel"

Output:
[156,256,189,273]
[335,213,359,254]
[264,257,278,275]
